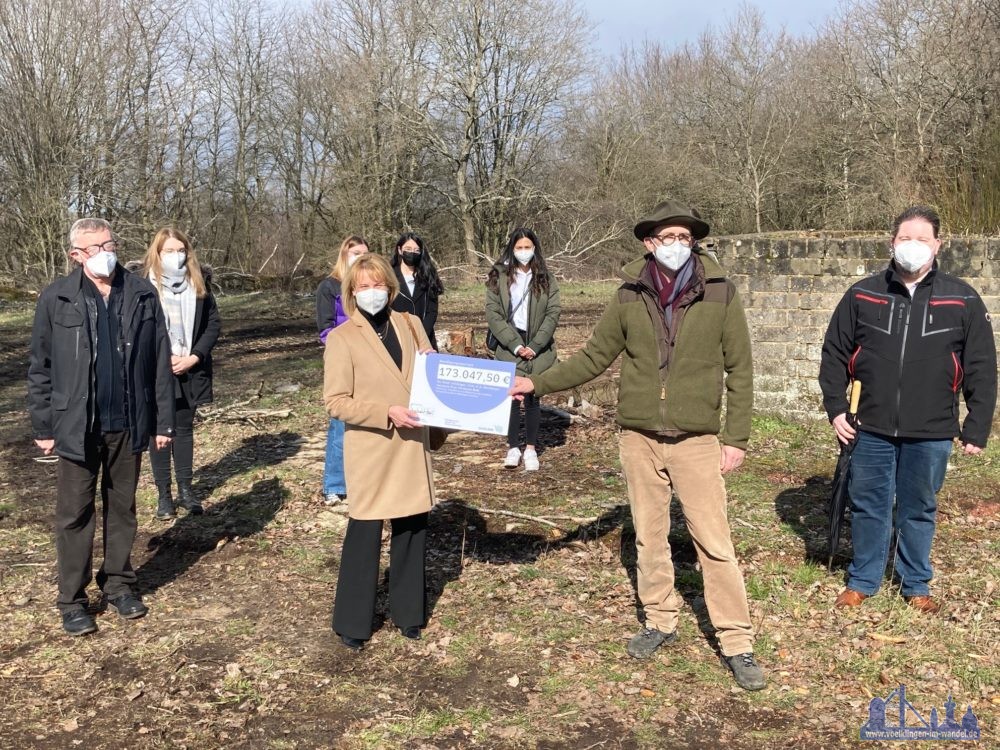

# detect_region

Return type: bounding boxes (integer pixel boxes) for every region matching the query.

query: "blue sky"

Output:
[582,0,844,55]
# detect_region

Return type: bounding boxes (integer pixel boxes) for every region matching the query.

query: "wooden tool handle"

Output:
[849,380,862,415]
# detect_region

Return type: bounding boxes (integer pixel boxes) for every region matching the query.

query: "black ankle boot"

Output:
[177,485,203,515]
[155,485,176,520]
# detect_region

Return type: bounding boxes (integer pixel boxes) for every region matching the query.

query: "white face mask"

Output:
[347,254,363,267]
[654,241,691,271]
[161,251,186,272]
[892,240,934,274]
[513,249,535,265]
[85,250,117,279]
[355,288,389,315]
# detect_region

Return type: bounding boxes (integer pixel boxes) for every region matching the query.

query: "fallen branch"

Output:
[288,252,306,280]
[538,514,601,524]
[438,500,598,530]
[476,508,561,529]
[241,409,291,419]
[198,382,267,423]
[257,244,279,274]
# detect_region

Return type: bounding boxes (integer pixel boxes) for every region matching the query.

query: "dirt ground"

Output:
[0,286,997,749]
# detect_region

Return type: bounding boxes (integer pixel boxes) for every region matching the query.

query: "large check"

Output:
[409,353,516,435]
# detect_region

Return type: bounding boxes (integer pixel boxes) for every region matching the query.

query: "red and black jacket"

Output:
[819,263,997,447]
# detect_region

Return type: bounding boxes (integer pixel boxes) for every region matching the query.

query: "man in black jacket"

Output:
[28,218,176,636]
[819,205,997,614]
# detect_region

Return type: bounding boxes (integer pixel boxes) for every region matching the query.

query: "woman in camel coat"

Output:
[323,253,435,650]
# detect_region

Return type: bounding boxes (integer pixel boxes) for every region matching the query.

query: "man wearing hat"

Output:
[510,200,763,690]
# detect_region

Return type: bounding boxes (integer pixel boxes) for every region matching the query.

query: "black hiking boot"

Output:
[177,485,203,515]
[155,485,176,520]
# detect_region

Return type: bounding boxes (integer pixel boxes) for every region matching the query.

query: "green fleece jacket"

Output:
[531,252,753,449]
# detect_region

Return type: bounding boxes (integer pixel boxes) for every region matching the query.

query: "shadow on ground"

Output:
[136,425,300,597]
[773,475,851,570]
[191,430,303,501]
[345,500,632,637]
[136,476,287,595]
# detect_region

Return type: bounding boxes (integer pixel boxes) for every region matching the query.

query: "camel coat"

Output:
[323,309,435,520]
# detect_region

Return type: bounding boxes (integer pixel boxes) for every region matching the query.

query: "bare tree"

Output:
[402,0,591,266]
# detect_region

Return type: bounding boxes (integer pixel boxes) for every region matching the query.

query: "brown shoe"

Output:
[835,588,869,608]
[905,595,941,614]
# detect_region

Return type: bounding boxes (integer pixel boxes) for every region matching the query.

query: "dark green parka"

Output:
[485,263,561,377]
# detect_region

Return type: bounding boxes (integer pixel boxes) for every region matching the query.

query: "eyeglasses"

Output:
[71,240,117,256]
[651,232,693,247]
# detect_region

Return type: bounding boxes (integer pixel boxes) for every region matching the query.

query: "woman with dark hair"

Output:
[390,232,444,350]
[316,236,369,505]
[485,228,561,471]
[141,227,221,519]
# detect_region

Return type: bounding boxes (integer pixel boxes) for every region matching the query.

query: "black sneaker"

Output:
[724,652,767,691]
[103,593,149,620]
[399,626,421,640]
[62,609,98,636]
[627,627,677,659]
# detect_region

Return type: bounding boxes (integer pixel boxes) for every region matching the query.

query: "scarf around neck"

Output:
[159,263,189,294]
[152,270,196,357]
[648,255,695,329]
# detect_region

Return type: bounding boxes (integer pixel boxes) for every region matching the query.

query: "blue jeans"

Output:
[323,418,347,496]
[847,431,952,597]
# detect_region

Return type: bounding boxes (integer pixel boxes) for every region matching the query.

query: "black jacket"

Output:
[124,260,221,406]
[819,264,997,446]
[28,265,176,461]
[390,267,439,350]
[177,291,221,406]
[316,276,344,343]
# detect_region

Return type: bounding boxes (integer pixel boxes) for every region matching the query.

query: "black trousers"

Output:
[332,513,428,640]
[507,393,541,447]
[55,431,141,612]
[149,395,196,489]
[508,327,541,447]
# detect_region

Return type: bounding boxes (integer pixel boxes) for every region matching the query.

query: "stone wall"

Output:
[708,233,1000,423]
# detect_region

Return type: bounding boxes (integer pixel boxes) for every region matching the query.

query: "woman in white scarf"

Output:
[142,228,221,520]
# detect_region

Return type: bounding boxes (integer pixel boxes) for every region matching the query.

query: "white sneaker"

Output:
[523,449,539,471]
[504,447,521,468]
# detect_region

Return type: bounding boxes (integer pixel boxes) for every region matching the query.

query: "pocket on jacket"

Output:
[54,309,84,328]
[52,392,70,411]
[666,358,724,421]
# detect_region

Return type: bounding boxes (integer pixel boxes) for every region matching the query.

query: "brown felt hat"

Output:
[633,199,710,241]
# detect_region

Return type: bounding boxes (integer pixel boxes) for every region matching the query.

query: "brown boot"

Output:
[835,588,869,608]
[905,595,941,614]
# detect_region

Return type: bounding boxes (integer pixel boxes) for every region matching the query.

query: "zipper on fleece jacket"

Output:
[893,300,913,436]
[659,376,668,430]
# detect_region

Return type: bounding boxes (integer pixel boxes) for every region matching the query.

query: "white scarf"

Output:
[152,271,196,357]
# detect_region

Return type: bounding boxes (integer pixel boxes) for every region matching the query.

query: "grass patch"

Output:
[218,675,263,707]
[224,618,256,637]
[517,566,542,581]
[789,561,826,587]
[0,308,34,327]
[357,705,493,747]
